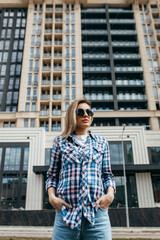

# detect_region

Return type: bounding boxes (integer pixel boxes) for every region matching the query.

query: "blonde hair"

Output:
[61,99,91,139]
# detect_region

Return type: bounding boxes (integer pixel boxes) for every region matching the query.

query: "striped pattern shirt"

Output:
[46,131,115,230]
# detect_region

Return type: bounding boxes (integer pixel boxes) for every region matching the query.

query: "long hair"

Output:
[61,99,91,139]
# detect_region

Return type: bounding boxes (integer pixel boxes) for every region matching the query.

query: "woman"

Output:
[46,99,115,240]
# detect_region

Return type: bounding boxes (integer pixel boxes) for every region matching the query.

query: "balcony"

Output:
[114,66,143,72]
[54,53,62,58]
[81,19,106,24]
[55,7,63,11]
[55,18,63,22]
[53,94,61,100]
[108,8,133,13]
[45,29,52,33]
[156,29,160,34]
[109,19,135,23]
[83,53,109,59]
[112,41,138,47]
[52,110,61,116]
[44,41,52,46]
[81,8,105,13]
[154,18,160,22]
[54,40,62,45]
[42,66,51,71]
[36,41,41,46]
[82,41,108,47]
[53,80,61,85]
[46,7,53,11]
[55,29,62,33]
[83,66,110,72]
[45,18,52,22]
[81,30,107,35]
[41,95,50,100]
[111,30,136,35]
[85,93,113,101]
[42,80,50,85]
[117,93,147,100]
[83,80,112,86]
[43,53,51,58]
[40,110,49,116]
[113,54,140,59]
[54,66,62,71]
[151,8,159,12]
[116,80,145,86]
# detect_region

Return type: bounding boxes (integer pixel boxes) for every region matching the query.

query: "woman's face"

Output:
[75,103,93,130]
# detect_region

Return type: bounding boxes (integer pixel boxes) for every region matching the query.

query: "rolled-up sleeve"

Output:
[46,138,61,190]
[102,140,116,192]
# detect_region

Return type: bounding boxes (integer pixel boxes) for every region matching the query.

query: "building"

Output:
[0,0,160,227]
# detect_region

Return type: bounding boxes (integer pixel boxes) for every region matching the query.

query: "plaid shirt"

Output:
[46,131,115,230]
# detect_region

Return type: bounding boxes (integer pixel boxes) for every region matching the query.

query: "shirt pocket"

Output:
[62,147,80,165]
[92,146,103,165]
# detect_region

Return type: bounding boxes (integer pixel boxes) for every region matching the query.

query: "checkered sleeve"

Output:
[101,139,116,193]
[46,138,61,190]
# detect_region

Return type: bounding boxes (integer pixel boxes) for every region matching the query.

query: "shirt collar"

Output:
[68,130,96,141]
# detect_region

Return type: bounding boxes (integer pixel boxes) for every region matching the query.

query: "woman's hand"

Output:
[94,186,114,210]
[48,187,72,211]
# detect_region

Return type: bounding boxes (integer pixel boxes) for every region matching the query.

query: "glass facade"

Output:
[148,147,160,164]
[0,143,29,209]
[152,174,160,205]
[0,8,27,112]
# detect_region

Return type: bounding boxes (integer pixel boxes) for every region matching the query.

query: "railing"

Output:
[115,67,143,72]
[54,40,62,45]
[44,41,52,45]
[117,94,147,100]
[112,41,138,46]
[109,19,135,23]
[40,110,49,116]
[82,30,107,35]
[42,66,51,71]
[111,30,136,35]
[113,54,140,59]
[43,53,51,58]
[116,80,145,86]
[82,42,108,46]
[45,18,52,22]
[55,8,63,11]
[84,94,113,101]
[55,18,63,22]
[53,95,61,100]
[151,8,159,12]
[54,53,62,57]
[81,8,105,13]
[46,8,53,11]
[52,110,61,116]
[154,18,160,22]
[83,66,110,72]
[81,19,106,23]
[45,29,52,33]
[108,9,133,13]
[54,66,62,71]
[53,80,61,85]
[42,80,50,85]
[83,53,109,59]
[41,95,50,100]
[83,80,112,85]
[55,29,62,33]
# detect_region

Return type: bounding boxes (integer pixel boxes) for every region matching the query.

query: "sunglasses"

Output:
[76,108,94,117]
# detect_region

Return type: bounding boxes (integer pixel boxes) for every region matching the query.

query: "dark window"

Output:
[152,174,160,204]
[109,141,133,165]
[148,147,160,164]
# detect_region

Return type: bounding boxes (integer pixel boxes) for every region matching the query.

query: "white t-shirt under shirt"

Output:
[72,134,88,147]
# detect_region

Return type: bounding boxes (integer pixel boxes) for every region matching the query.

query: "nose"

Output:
[83,110,89,117]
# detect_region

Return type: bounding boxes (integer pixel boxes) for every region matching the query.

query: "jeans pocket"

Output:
[99,205,108,211]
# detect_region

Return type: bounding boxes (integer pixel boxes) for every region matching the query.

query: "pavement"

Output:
[0,226,160,239]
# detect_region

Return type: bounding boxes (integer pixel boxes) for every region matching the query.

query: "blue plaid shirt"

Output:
[46,131,115,230]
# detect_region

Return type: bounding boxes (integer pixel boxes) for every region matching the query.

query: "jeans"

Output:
[52,208,112,240]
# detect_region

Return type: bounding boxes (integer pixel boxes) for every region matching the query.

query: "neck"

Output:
[74,128,88,135]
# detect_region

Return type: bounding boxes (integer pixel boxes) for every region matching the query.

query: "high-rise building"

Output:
[0,0,160,227]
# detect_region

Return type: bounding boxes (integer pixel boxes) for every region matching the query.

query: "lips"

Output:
[82,119,89,123]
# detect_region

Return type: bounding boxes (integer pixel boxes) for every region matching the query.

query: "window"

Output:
[36,47,39,58]
[6,29,11,38]
[66,13,70,22]
[152,175,160,204]
[0,78,5,90]
[153,87,158,99]
[71,13,74,22]
[146,48,151,58]
[32,102,36,112]
[6,92,12,104]
[31,119,35,127]
[30,48,34,58]
[3,122,9,128]
[27,88,31,100]
[31,35,35,45]
[29,60,33,71]
[3,52,8,63]
[0,41,4,50]
[19,40,24,50]
[10,122,15,127]
[66,35,70,45]
[156,73,160,84]
[71,35,75,45]
[11,52,17,62]
[1,65,7,76]
[5,41,10,50]
[66,73,70,85]
[72,87,75,100]
[33,87,37,100]
[4,147,21,171]
[66,24,69,33]
[109,141,133,165]
[72,73,75,85]
[71,47,75,58]
[25,103,30,112]
[28,74,32,85]
[8,18,13,27]
[0,92,3,104]
[71,24,75,33]
[24,119,28,127]
[72,60,75,71]
[65,102,69,111]
[23,147,29,170]
[148,60,153,70]
[45,149,51,165]
[16,64,21,75]
[144,36,149,45]
[34,74,38,85]
[148,147,160,164]
[142,24,146,33]
[65,87,70,100]
[66,47,70,58]
[17,52,22,62]
[66,60,70,71]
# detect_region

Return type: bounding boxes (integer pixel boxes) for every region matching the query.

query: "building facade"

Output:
[0,0,160,226]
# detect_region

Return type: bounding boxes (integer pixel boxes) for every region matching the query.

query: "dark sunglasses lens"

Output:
[76,109,85,116]
[86,109,94,116]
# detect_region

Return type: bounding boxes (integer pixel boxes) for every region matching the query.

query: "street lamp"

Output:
[121,125,130,228]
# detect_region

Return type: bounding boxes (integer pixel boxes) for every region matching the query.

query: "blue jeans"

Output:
[52,208,112,240]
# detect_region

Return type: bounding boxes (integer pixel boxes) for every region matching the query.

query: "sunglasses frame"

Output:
[76,108,94,117]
